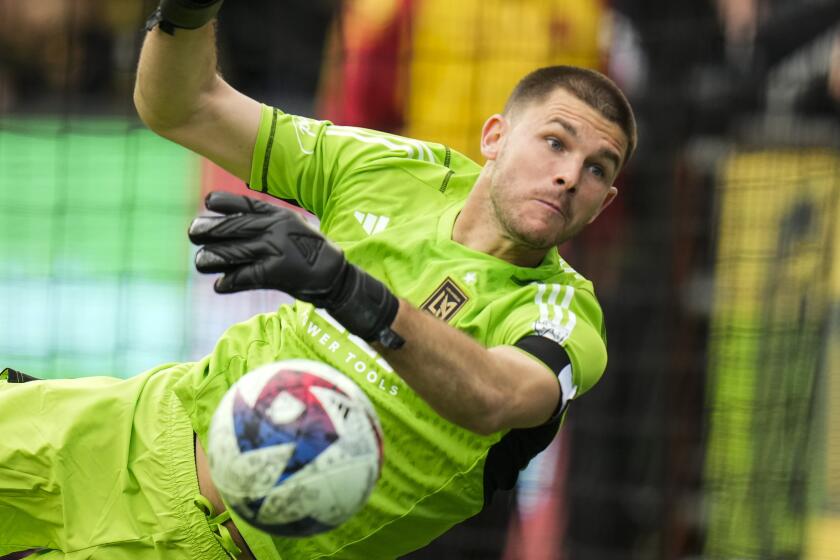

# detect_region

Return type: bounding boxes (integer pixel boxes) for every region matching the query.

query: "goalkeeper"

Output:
[0,1,636,559]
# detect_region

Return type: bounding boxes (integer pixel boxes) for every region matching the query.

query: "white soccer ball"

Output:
[207,359,383,536]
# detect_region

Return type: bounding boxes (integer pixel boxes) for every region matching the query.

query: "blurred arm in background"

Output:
[830,34,840,102]
[706,0,840,117]
[133,9,260,180]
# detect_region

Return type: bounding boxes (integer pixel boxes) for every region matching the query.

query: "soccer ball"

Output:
[207,359,383,537]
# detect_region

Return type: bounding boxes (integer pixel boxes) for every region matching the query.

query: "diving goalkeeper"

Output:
[0,1,636,558]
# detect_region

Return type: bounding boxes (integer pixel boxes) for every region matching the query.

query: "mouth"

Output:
[535,199,563,215]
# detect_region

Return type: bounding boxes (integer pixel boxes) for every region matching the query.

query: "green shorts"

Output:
[0,365,232,560]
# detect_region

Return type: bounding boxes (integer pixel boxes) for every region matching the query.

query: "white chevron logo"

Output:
[354,212,390,235]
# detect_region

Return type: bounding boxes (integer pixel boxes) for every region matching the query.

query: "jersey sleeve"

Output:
[247,105,341,216]
[492,282,608,397]
[248,104,447,219]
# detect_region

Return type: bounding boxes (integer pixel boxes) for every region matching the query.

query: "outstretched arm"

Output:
[134,1,260,179]
[376,301,561,435]
[188,193,564,436]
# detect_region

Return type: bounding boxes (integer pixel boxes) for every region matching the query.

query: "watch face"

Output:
[378,327,405,350]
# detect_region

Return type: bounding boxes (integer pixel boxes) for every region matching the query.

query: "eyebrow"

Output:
[595,148,621,173]
[549,117,578,138]
[547,117,621,172]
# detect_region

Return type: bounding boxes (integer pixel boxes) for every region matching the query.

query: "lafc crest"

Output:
[421,277,468,322]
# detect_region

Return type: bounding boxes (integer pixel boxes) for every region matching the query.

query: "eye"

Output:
[588,164,606,179]
[546,137,564,151]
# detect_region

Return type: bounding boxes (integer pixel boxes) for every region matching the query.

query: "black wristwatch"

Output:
[376,326,405,350]
[145,8,175,34]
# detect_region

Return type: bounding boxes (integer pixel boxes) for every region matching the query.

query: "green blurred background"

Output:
[0,119,197,376]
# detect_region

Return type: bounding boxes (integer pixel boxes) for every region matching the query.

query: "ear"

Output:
[587,186,618,224]
[480,114,507,161]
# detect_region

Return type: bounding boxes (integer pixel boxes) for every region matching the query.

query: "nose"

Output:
[554,159,581,193]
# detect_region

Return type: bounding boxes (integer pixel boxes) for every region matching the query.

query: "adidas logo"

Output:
[288,232,323,264]
[354,212,390,235]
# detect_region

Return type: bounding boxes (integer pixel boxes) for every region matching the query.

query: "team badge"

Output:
[421,277,468,322]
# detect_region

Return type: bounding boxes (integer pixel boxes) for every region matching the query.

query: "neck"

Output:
[453,171,549,268]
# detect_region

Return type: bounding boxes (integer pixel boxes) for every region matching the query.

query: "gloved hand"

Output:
[188,192,402,345]
[147,0,224,35]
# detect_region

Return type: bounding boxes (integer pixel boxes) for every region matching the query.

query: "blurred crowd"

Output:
[0,0,837,120]
[0,0,335,114]
[0,0,142,112]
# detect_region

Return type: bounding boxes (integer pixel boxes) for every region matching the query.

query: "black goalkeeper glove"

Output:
[146,0,224,35]
[188,192,404,348]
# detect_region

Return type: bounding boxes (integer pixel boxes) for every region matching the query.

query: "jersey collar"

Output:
[437,201,562,276]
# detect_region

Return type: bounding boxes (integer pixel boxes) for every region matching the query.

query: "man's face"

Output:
[481,88,626,250]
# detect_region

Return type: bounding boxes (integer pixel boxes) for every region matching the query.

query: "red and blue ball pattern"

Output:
[231,368,347,535]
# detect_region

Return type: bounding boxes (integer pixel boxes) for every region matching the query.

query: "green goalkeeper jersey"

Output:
[173,105,608,559]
